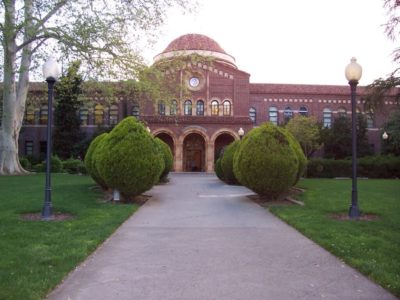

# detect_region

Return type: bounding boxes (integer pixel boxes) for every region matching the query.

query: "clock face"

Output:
[189,77,200,87]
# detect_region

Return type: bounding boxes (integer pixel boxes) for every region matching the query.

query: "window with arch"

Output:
[94,104,104,125]
[109,104,119,125]
[170,100,177,116]
[323,108,332,128]
[337,107,347,118]
[268,106,278,125]
[184,100,192,116]
[158,101,166,115]
[284,106,293,123]
[299,106,308,117]
[39,105,48,125]
[25,107,35,125]
[79,107,89,126]
[249,107,256,124]
[196,100,204,116]
[366,110,374,128]
[131,104,140,118]
[223,100,231,116]
[211,100,219,116]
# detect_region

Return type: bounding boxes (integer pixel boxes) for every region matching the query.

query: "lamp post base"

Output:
[348,206,360,219]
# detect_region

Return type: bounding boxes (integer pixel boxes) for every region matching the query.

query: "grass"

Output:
[0,174,138,300]
[269,179,400,297]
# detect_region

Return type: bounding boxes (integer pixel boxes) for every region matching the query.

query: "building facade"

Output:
[9,34,399,171]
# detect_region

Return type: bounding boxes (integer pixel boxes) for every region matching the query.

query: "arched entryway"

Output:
[183,133,205,172]
[214,133,235,161]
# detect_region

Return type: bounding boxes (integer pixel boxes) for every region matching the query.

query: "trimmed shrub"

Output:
[96,117,164,198]
[155,138,173,181]
[220,140,240,184]
[233,123,300,199]
[19,156,31,170]
[215,157,225,181]
[286,131,307,185]
[84,133,108,189]
[62,158,85,174]
[33,155,63,173]
[307,158,351,178]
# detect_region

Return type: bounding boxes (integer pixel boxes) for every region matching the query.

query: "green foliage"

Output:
[33,156,63,173]
[382,109,400,156]
[155,138,173,181]
[97,117,164,198]
[220,140,240,184]
[62,158,86,174]
[19,157,31,170]
[214,158,225,181]
[286,130,307,185]
[233,123,300,199]
[307,156,400,178]
[84,133,109,189]
[53,61,85,159]
[285,116,321,158]
[320,115,371,159]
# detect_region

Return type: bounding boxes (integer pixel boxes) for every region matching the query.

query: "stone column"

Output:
[175,142,183,172]
[206,142,214,172]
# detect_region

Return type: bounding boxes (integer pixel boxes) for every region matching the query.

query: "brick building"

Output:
[12,33,399,172]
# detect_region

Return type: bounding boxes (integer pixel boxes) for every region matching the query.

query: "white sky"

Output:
[143,0,398,86]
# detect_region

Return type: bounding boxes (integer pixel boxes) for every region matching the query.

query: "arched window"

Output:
[299,106,308,117]
[131,104,140,118]
[40,105,48,125]
[109,104,119,125]
[223,100,231,116]
[268,106,278,125]
[184,100,192,116]
[337,107,347,118]
[366,110,374,128]
[25,107,35,125]
[196,100,204,116]
[79,107,89,126]
[249,107,256,124]
[94,104,104,125]
[170,100,177,116]
[211,100,219,116]
[284,106,293,123]
[158,101,166,115]
[323,108,332,128]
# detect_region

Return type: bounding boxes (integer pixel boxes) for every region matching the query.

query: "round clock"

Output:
[189,77,200,87]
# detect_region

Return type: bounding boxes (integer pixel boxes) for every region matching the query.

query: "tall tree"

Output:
[382,110,400,155]
[53,60,83,159]
[0,0,192,175]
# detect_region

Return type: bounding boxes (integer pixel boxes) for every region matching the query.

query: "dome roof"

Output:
[153,33,236,68]
[162,34,227,54]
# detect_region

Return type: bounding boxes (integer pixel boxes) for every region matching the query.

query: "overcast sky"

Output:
[143,0,398,86]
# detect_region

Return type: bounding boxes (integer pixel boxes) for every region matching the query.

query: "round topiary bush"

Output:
[84,133,108,189]
[154,138,173,181]
[214,157,225,181]
[96,117,164,198]
[220,140,240,184]
[233,123,301,199]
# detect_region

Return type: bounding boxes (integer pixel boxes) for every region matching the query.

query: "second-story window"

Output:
[323,108,332,128]
[269,106,278,125]
[249,107,256,124]
[40,105,48,125]
[299,106,308,117]
[158,101,166,115]
[94,104,104,125]
[196,100,204,116]
[223,100,231,116]
[211,100,219,116]
[109,104,119,125]
[170,100,177,115]
[284,106,293,123]
[184,100,192,116]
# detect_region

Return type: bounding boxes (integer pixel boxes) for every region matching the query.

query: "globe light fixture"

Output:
[345,57,362,220]
[238,127,244,140]
[382,131,389,140]
[41,57,61,220]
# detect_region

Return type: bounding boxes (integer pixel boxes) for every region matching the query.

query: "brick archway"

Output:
[182,133,206,172]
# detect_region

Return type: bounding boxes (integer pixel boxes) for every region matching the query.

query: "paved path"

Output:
[47,173,397,300]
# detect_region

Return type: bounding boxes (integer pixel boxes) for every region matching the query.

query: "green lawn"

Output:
[0,174,138,300]
[270,179,400,297]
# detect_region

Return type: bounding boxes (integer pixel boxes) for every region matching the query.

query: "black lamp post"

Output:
[41,57,61,220]
[238,127,244,140]
[345,57,362,219]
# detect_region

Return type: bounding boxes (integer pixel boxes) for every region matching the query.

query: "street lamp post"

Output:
[41,57,61,220]
[238,127,244,140]
[345,57,362,220]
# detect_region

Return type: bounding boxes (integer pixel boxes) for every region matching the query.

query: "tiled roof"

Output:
[161,34,227,54]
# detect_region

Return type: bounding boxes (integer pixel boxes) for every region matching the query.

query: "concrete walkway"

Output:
[47,173,397,300]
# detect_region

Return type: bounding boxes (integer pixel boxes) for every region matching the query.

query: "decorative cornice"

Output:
[141,115,252,125]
